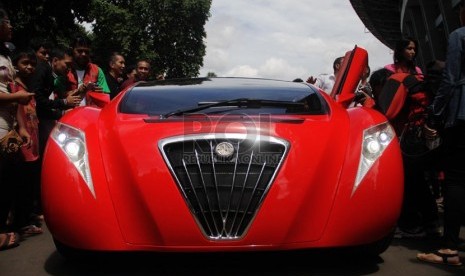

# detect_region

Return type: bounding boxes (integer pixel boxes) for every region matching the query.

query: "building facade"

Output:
[351,0,462,70]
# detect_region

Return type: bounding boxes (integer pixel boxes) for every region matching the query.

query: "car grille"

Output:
[159,134,289,240]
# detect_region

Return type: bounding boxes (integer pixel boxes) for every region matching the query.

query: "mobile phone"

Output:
[86,82,98,90]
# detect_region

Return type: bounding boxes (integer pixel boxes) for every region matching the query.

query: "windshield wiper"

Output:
[159,98,305,119]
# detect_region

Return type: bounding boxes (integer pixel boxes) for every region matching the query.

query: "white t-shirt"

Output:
[0,55,16,138]
[314,73,336,94]
[76,69,87,106]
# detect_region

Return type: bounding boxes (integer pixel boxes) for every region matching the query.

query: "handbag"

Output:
[0,128,23,159]
[400,123,430,157]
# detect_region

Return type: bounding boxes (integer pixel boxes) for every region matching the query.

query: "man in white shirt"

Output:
[306,56,344,94]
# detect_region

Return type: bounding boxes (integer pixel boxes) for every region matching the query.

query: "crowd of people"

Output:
[1,1,465,269]
[0,8,162,251]
[302,1,465,267]
[307,39,442,235]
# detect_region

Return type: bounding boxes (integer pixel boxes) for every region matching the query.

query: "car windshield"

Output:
[119,78,328,116]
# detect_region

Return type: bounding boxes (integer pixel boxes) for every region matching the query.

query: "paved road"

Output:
[1,224,464,276]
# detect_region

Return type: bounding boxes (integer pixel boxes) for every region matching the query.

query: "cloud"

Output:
[225,65,259,77]
[259,58,307,80]
[199,0,393,81]
[222,58,307,81]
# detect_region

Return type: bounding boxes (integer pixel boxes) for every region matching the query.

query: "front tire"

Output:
[54,239,100,261]
[357,231,395,256]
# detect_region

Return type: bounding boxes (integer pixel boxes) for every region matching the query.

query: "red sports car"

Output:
[42,46,403,258]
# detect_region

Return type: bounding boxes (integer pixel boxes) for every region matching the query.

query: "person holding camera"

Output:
[63,35,109,106]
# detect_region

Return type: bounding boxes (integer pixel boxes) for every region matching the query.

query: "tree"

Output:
[0,0,212,78]
[0,0,91,49]
[89,0,212,78]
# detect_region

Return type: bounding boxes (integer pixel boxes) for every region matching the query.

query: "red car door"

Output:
[330,46,368,108]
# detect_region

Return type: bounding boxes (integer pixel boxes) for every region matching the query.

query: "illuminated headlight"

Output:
[363,138,381,159]
[354,122,395,194]
[50,122,95,197]
[64,138,85,161]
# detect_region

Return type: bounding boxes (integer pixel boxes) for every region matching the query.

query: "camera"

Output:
[86,82,98,91]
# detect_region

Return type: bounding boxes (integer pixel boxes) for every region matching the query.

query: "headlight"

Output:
[353,122,395,194]
[50,122,95,198]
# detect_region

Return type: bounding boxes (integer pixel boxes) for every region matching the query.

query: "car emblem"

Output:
[215,142,235,158]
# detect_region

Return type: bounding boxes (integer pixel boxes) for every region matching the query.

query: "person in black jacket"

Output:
[105,52,126,99]
[28,47,81,155]
[27,47,81,218]
[417,0,465,266]
[28,49,81,219]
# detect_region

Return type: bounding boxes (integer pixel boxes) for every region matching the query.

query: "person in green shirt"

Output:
[65,35,110,106]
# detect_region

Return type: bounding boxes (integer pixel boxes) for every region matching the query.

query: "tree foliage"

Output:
[0,0,211,78]
[0,0,91,48]
[206,72,217,77]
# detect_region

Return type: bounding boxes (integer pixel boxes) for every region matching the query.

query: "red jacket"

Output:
[67,63,100,91]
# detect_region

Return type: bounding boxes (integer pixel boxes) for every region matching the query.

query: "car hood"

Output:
[97,109,352,246]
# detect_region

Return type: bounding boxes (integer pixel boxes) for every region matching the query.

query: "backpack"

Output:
[377,72,423,120]
[377,72,434,157]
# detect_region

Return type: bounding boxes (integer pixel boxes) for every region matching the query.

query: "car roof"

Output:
[135,77,317,93]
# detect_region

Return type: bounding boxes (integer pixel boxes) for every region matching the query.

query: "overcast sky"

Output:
[199,0,394,81]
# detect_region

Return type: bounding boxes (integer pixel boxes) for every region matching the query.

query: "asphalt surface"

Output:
[1,223,464,275]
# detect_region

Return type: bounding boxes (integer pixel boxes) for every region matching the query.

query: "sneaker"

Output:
[394,227,427,239]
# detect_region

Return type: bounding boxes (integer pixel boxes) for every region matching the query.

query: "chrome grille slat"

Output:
[228,150,253,237]
[181,158,213,235]
[224,141,240,228]
[209,141,223,219]
[159,134,289,240]
[235,162,267,237]
[194,148,221,235]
